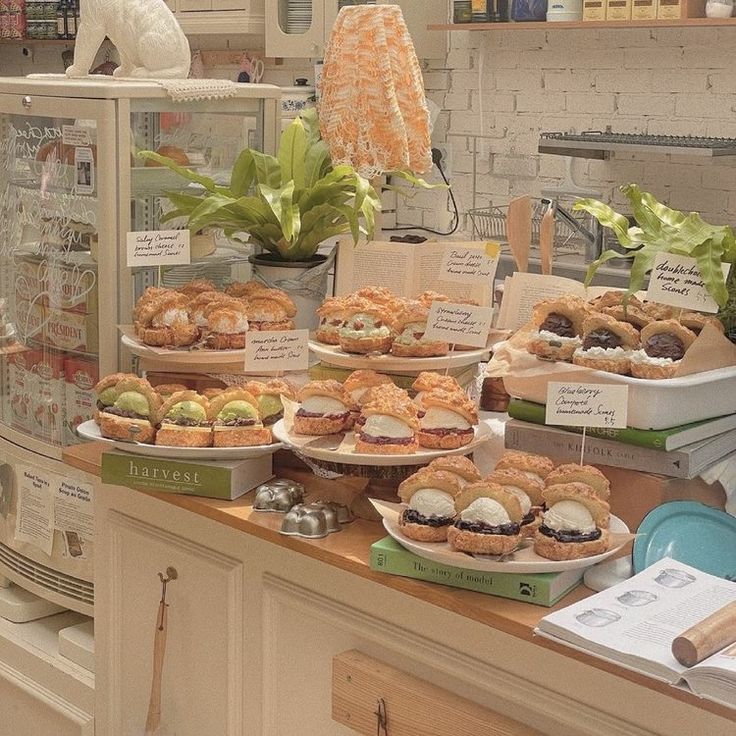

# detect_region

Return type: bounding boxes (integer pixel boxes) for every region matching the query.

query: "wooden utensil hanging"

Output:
[506,196,532,273]
[145,567,178,735]
[539,206,555,276]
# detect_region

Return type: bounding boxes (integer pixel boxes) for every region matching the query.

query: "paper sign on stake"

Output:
[127,230,191,267]
[424,302,494,348]
[439,243,500,285]
[244,330,309,372]
[646,252,729,314]
[546,382,629,429]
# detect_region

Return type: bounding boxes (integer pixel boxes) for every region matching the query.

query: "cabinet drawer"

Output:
[332,650,541,736]
[180,0,212,9]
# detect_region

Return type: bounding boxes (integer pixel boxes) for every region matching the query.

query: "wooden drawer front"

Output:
[332,650,542,736]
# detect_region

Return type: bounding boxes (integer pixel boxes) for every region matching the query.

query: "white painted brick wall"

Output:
[412,26,736,233]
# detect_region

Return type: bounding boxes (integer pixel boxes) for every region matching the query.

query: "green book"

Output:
[507,399,736,451]
[369,537,582,607]
[101,451,273,500]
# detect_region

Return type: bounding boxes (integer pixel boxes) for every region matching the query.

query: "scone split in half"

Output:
[398,469,462,542]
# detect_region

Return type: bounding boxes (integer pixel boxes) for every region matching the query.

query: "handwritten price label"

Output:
[646,252,729,314]
[424,302,494,348]
[545,382,629,429]
[126,230,191,267]
[244,330,309,372]
[439,243,500,285]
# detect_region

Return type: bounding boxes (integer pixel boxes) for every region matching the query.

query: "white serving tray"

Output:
[504,365,736,430]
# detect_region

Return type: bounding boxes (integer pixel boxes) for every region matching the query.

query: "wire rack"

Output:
[467,197,596,257]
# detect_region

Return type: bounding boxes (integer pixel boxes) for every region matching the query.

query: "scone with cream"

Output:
[95,375,160,443]
[495,450,555,484]
[225,280,268,299]
[203,301,250,349]
[417,389,477,450]
[342,370,394,406]
[315,296,368,345]
[136,292,198,347]
[679,312,725,335]
[245,289,297,331]
[294,380,355,435]
[527,295,591,362]
[190,292,236,335]
[339,304,395,354]
[486,469,545,537]
[448,482,523,555]
[209,388,271,446]
[155,391,212,447]
[630,320,697,379]
[534,483,610,560]
[411,372,463,408]
[573,312,640,375]
[427,455,481,489]
[243,379,296,426]
[544,464,611,501]
[355,391,420,455]
[152,383,189,401]
[176,279,216,299]
[398,469,462,542]
[391,302,449,358]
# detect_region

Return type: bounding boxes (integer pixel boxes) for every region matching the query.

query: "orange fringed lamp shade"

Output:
[318,5,432,179]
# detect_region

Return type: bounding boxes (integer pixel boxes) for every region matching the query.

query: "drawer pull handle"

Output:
[375,697,388,736]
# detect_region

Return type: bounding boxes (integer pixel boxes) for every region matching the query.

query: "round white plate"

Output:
[382,513,631,574]
[272,420,491,467]
[77,420,282,460]
[122,334,248,365]
[308,340,490,372]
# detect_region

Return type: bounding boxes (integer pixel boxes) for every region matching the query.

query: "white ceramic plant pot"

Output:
[191,230,216,259]
[248,250,335,330]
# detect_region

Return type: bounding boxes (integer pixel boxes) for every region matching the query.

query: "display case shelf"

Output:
[429,17,736,30]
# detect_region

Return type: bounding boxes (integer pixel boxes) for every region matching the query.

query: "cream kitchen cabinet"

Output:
[265,0,448,59]
[166,0,265,34]
[91,475,736,736]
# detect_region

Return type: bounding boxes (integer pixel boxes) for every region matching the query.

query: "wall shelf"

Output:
[429,18,736,30]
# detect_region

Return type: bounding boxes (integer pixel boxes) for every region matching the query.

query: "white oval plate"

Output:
[379,502,631,573]
[308,340,491,372]
[272,420,491,467]
[121,334,248,365]
[77,420,282,460]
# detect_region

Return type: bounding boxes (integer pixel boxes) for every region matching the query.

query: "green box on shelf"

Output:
[101,450,273,500]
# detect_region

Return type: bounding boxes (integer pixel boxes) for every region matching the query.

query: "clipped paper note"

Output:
[245,330,309,372]
[647,253,730,314]
[424,302,494,348]
[127,230,191,267]
[546,382,629,429]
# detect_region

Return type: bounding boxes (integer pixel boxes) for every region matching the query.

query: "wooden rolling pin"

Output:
[671,601,736,667]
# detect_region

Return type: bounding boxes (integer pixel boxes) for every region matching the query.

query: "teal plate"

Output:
[633,501,736,581]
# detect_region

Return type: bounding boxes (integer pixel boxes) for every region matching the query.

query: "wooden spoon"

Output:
[539,207,555,276]
[506,196,532,273]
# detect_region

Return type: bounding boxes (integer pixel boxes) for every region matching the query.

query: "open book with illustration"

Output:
[536,558,736,708]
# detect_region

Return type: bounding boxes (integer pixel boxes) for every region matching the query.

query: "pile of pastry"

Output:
[292,370,478,453]
[526,291,723,379]
[133,279,296,350]
[398,450,612,561]
[316,287,476,356]
[93,373,295,448]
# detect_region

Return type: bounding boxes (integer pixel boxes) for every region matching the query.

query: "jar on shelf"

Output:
[453,0,473,22]
[705,0,733,17]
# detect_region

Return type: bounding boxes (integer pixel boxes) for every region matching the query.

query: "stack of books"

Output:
[505,399,736,480]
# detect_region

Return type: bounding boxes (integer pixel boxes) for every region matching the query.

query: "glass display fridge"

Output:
[0,77,281,614]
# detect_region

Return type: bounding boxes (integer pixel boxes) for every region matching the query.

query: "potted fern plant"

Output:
[138,109,381,327]
[576,184,736,341]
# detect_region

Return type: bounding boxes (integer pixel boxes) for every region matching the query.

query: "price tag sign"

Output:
[439,243,500,285]
[646,252,729,314]
[62,124,91,147]
[244,329,309,372]
[424,302,494,348]
[126,230,191,267]
[74,146,95,195]
[546,382,629,429]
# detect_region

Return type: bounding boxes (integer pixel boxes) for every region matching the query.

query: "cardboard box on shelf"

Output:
[30,350,66,445]
[6,349,43,434]
[657,0,682,17]
[14,299,46,344]
[606,0,632,18]
[599,464,726,531]
[632,0,657,18]
[64,356,99,446]
[583,0,607,19]
[45,308,99,355]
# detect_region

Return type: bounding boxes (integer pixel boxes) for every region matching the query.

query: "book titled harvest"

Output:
[536,558,736,709]
[370,537,583,607]
[505,419,736,479]
[101,451,273,500]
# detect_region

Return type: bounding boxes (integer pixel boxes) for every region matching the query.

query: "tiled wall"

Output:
[402,26,736,234]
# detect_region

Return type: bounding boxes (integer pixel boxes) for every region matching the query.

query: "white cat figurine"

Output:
[66,0,191,79]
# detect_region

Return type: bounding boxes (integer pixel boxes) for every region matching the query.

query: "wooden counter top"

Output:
[64,442,735,722]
